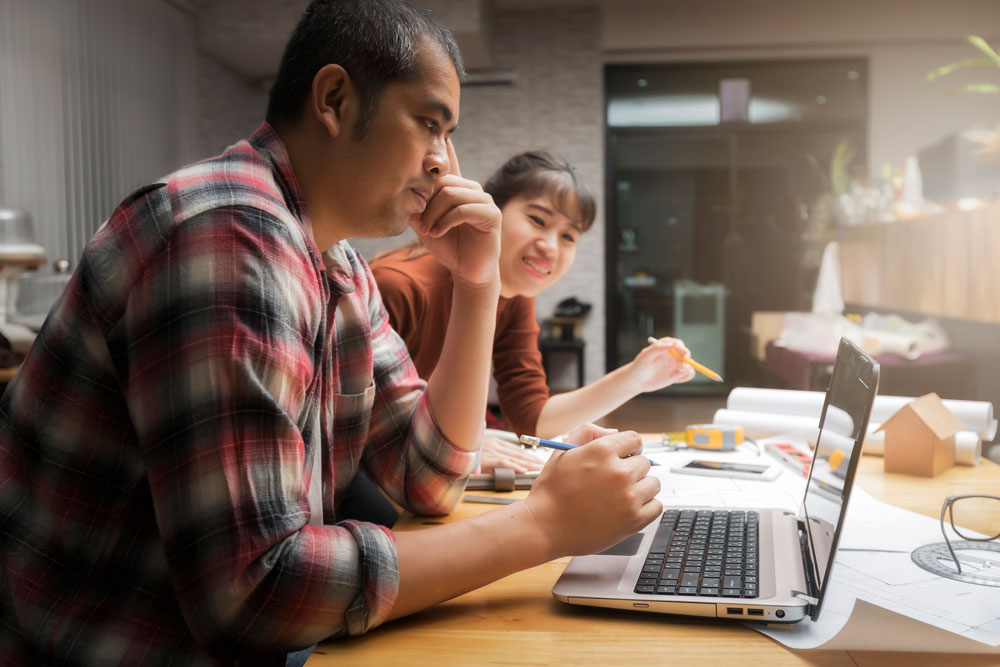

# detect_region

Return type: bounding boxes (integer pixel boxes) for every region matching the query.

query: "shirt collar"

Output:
[249,122,355,296]
[248,122,309,223]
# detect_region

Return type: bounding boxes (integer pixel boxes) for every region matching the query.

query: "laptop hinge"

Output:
[791,591,819,605]
[796,519,820,611]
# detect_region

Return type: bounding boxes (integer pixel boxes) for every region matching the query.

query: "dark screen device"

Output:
[670,458,780,480]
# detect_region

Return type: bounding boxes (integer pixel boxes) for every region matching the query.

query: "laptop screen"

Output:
[800,338,879,620]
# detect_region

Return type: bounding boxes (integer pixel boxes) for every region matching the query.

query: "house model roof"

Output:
[876,392,965,439]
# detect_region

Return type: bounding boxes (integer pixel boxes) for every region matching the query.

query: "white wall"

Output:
[0,0,199,267]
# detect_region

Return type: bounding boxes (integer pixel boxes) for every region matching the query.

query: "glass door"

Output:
[605,59,868,390]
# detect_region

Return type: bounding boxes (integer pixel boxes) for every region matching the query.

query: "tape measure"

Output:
[685,424,744,451]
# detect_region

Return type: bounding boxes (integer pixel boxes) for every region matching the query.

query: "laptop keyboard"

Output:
[634,509,759,598]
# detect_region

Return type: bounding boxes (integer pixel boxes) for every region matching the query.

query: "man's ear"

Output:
[310,64,353,139]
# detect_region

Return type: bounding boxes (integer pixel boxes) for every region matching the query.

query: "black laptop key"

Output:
[680,573,700,588]
[698,587,719,596]
[635,585,655,594]
[723,576,741,589]
[721,588,741,597]
[649,524,673,554]
[677,586,698,595]
[656,585,676,595]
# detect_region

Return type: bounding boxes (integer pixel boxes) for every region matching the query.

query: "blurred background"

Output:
[1,0,998,459]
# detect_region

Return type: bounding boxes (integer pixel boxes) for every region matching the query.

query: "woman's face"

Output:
[498,194,583,298]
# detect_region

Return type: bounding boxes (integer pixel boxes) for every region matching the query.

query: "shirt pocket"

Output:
[331,381,376,471]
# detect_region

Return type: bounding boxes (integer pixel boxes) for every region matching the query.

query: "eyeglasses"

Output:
[939,494,1000,574]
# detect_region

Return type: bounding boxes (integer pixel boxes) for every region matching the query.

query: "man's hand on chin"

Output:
[413,140,501,288]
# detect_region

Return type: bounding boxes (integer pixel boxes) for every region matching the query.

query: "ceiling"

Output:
[166,0,523,83]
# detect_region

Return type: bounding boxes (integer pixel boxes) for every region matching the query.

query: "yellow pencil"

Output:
[647,337,724,382]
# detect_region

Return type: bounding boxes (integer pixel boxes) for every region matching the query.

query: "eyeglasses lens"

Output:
[950,496,1000,541]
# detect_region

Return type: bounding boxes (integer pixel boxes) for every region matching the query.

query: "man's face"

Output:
[336,40,460,238]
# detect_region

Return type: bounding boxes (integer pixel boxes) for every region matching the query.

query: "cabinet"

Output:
[838,203,1000,323]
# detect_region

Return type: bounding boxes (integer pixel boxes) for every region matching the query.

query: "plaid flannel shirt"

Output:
[0,123,477,665]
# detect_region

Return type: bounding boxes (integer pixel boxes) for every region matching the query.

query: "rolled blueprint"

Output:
[955,431,981,466]
[714,408,982,465]
[712,408,884,455]
[726,388,997,440]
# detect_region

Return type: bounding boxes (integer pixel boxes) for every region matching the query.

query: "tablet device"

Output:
[670,458,780,481]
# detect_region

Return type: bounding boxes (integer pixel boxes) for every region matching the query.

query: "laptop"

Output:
[552,337,879,622]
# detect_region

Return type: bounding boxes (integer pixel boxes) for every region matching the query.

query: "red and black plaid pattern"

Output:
[0,123,476,665]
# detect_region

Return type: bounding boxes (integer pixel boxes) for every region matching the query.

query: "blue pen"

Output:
[519,435,576,450]
[518,434,660,465]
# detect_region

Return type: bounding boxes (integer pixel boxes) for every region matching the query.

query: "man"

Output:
[0,1,661,664]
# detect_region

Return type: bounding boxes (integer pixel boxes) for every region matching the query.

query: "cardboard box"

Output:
[749,311,787,362]
[877,393,963,477]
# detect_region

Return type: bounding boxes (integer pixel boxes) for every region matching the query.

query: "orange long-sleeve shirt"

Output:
[371,251,550,436]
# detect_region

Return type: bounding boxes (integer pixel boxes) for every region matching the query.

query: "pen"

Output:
[647,337,724,382]
[519,435,660,465]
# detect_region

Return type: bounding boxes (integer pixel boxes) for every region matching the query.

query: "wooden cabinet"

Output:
[838,202,1000,323]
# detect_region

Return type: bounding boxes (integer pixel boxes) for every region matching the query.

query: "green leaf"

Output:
[805,154,830,190]
[949,83,1000,94]
[829,140,856,197]
[966,35,1000,67]
[927,58,994,82]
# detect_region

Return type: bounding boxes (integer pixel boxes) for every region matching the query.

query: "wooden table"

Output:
[308,456,1000,666]
[0,365,19,383]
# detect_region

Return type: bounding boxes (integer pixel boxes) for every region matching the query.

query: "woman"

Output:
[372,151,695,472]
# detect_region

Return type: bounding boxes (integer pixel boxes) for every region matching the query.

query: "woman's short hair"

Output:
[483,151,596,232]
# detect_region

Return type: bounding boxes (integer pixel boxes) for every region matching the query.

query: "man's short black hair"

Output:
[266,0,464,138]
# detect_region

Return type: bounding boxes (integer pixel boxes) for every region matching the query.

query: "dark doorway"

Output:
[605,58,868,391]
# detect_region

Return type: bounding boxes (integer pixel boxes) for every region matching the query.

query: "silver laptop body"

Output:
[553,338,879,623]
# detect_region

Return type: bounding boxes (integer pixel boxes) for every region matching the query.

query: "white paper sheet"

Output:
[753,487,1000,652]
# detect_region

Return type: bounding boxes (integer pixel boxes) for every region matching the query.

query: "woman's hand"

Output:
[625,336,697,393]
[479,435,546,474]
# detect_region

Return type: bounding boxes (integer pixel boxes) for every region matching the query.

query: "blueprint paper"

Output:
[753,488,1000,652]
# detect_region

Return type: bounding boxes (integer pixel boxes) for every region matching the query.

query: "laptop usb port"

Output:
[747,609,764,616]
[726,607,744,615]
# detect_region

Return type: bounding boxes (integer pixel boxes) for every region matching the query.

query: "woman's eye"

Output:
[562,233,577,244]
[424,118,439,132]
[528,215,545,227]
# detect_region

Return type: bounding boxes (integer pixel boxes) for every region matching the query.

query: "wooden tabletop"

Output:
[308,454,1000,666]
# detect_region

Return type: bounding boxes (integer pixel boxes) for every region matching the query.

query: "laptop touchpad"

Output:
[597,532,643,556]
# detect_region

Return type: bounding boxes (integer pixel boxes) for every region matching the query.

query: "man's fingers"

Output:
[634,473,661,503]
[446,138,461,177]
[423,202,498,237]
[608,430,644,459]
[421,180,492,232]
[623,451,655,480]
[562,423,617,446]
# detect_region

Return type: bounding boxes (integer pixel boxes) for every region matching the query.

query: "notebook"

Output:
[552,337,879,622]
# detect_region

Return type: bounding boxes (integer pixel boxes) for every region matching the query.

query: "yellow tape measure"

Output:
[684,424,744,451]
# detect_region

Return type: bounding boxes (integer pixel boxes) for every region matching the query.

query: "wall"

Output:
[352,7,606,390]
[197,54,267,158]
[0,0,198,267]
